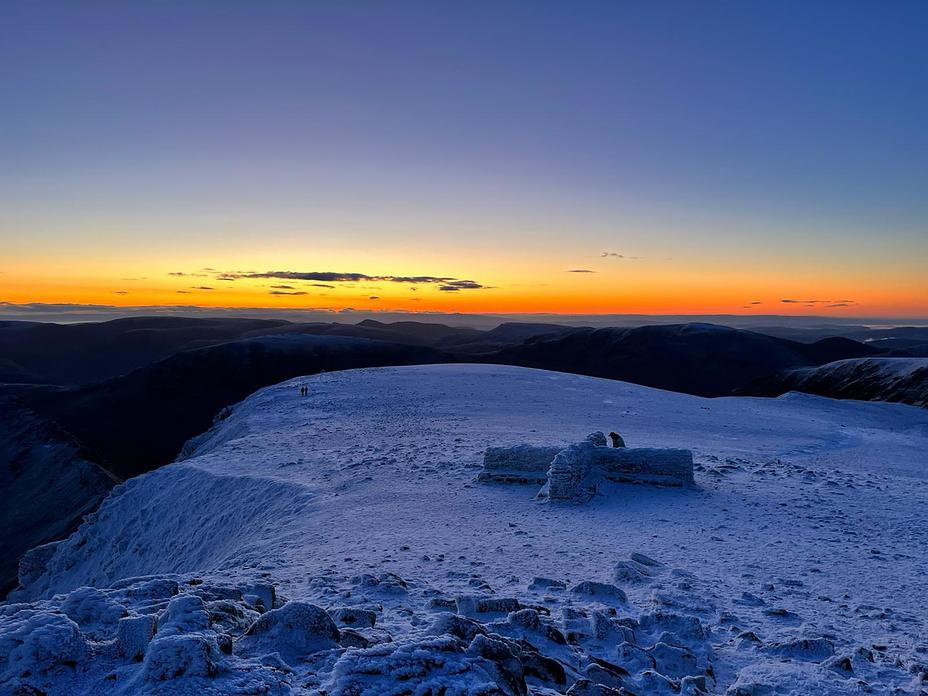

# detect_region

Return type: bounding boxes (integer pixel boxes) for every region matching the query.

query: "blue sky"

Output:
[2,1,926,315]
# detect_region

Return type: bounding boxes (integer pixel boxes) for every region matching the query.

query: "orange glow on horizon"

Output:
[3,264,926,318]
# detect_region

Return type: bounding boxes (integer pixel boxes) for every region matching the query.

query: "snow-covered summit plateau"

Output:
[3,365,927,695]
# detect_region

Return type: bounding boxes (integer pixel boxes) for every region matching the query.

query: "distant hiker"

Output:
[608,431,625,448]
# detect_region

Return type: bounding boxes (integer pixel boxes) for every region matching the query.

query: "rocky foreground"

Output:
[5,549,923,695]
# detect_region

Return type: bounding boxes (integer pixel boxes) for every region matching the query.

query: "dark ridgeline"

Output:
[0,317,291,385]
[489,323,884,397]
[0,317,565,387]
[12,335,453,478]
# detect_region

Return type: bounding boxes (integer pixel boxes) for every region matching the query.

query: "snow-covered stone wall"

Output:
[479,432,694,501]
[477,445,563,484]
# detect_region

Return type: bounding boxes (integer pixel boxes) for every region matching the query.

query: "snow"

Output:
[817,356,925,377]
[3,364,928,694]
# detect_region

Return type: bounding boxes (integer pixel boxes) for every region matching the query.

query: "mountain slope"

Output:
[739,357,928,408]
[14,334,450,478]
[5,365,927,695]
[0,398,116,593]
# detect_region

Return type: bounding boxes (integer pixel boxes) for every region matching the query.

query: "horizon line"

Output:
[2,301,927,327]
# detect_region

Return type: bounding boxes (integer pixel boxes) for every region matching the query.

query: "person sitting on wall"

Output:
[608,431,625,448]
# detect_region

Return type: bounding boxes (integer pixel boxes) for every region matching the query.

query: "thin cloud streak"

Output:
[438,280,484,291]
[221,270,486,290]
[601,252,642,259]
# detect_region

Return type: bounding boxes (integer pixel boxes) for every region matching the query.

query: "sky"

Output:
[2,1,926,318]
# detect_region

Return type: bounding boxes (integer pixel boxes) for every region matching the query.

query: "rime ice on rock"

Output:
[17,541,60,589]
[142,633,223,680]
[238,601,340,665]
[479,432,694,501]
[116,614,158,661]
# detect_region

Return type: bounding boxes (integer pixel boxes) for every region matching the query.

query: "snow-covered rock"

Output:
[238,602,340,664]
[142,633,224,681]
[115,614,158,661]
[0,609,88,686]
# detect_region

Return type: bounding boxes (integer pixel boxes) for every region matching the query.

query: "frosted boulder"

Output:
[61,586,127,639]
[205,598,260,634]
[238,601,339,664]
[616,641,654,673]
[116,614,159,661]
[467,634,528,696]
[613,558,661,585]
[570,581,628,604]
[143,633,223,680]
[0,609,87,685]
[156,595,210,636]
[427,612,488,641]
[528,576,567,592]
[323,635,527,696]
[637,611,709,644]
[649,641,700,679]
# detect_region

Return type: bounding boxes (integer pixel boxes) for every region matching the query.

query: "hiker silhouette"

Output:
[608,431,625,448]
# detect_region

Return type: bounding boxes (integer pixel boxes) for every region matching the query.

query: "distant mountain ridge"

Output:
[0,317,290,385]
[0,317,566,386]
[488,323,881,397]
